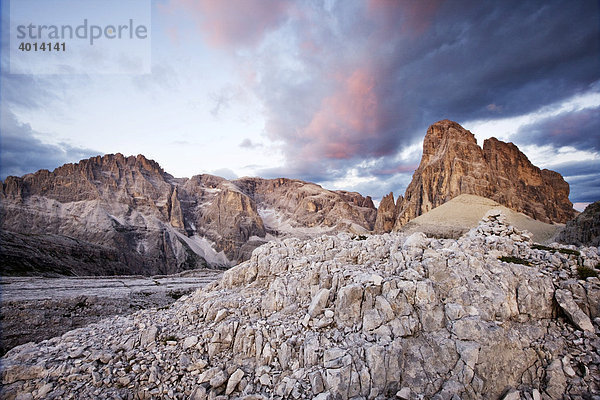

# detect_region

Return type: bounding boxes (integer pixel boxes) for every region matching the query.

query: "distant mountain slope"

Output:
[558,200,600,246]
[377,120,576,231]
[399,194,562,242]
[1,154,376,276]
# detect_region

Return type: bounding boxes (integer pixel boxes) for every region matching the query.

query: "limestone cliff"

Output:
[233,177,377,234]
[1,154,198,276]
[388,120,576,229]
[1,154,376,275]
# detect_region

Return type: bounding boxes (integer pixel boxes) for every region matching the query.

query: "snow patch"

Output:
[258,207,331,237]
[173,231,231,267]
[108,214,125,225]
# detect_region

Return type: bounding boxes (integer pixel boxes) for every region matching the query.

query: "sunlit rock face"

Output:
[382,120,576,231]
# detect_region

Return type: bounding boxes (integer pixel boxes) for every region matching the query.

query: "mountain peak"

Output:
[390,120,575,228]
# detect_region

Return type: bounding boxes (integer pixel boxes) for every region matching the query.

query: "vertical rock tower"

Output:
[386,120,576,230]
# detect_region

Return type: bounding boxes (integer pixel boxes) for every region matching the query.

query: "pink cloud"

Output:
[374,163,419,175]
[367,0,444,37]
[300,68,382,160]
[163,0,291,48]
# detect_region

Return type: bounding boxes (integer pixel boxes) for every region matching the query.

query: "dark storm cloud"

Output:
[550,159,600,203]
[514,106,600,152]
[554,160,600,179]
[358,0,600,148]
[0,108,100,179]
[217,0,600,183]
[565,174,600,204]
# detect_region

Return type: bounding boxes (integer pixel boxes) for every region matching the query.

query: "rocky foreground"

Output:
[2,212,599,400]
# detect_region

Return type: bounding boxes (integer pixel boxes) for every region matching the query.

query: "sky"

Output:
[1,0,599,211]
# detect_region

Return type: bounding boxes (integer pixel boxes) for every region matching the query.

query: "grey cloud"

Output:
[550,159,600,203]
[0,108,100,179]
[566,174,600,204]
[210,90,233,117]
[245,0,599,188]
[514,106,600,152]
[239,138,262,149]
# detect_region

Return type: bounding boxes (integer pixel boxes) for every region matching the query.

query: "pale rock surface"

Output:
[555,289,595,332]
[1,213,599,399]
[1,154,376,275]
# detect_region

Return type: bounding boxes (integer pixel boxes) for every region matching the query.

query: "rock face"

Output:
[373,192,402,233]
[1,154,207,276]
[0,154,376,275]
[234,178,376,234]
[558,201,600,247]
[385,120,576,229]
[2,213,599,399]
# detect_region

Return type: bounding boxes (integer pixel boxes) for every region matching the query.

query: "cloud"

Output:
[209,86,249,118]
[550,159,600,203]
[0,108,100,179]
[554,160,600,179]
[366,0,444,37]
[235,0,599,186]
[566,174,600,204]
[239,138,262,149]
[514,106,600,152]
[372,163,420,177]
[163,0,291,48]
[297,68,384,160]
[209,168,238,180]
[210,91,233,117]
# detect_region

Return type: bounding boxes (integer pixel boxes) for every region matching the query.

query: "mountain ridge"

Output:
[1,153,376,276]
[0,120,580,276]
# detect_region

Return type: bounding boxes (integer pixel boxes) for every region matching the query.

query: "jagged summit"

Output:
[0,119,580,276]
[382,120,576,230]
[0,154,376,276]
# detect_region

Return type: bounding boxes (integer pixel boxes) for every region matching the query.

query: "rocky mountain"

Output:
[383,120,576,230]
[558,200,600,247]
[373,192,402,233]
[0,154,376,276]
[2,212,599,399]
